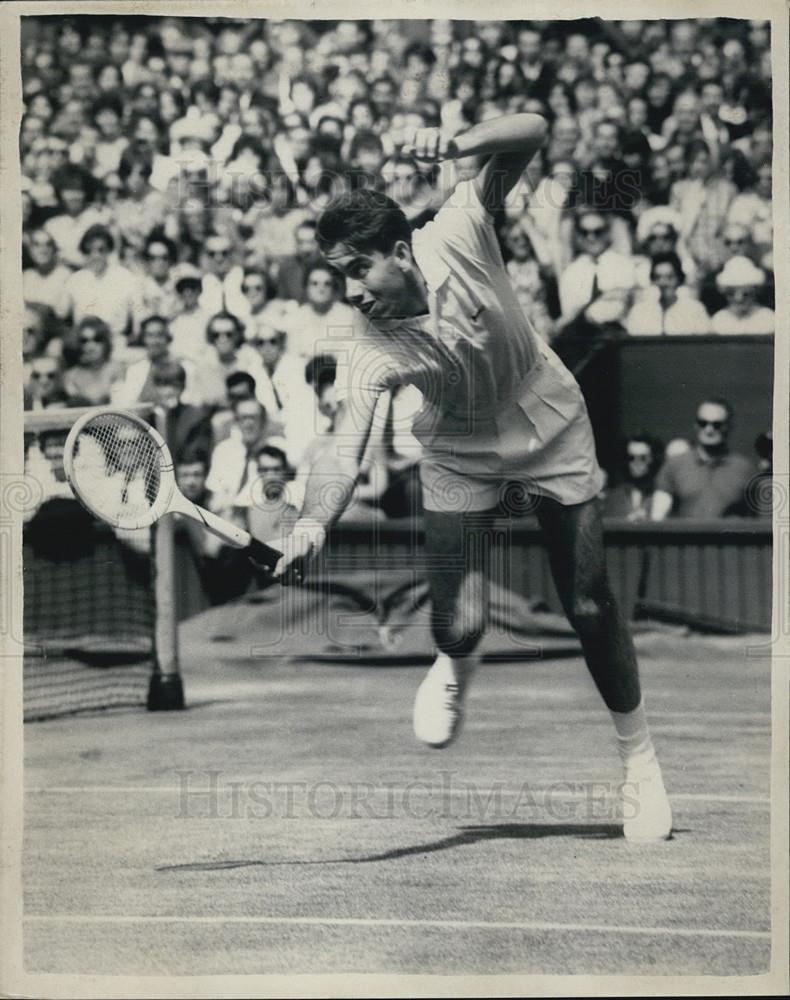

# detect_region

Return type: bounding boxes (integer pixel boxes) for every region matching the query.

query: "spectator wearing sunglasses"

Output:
[137,233,180,321]
[603,434,663,521]
[650,398,754,520]
[56,224,144,360]
[239,267,293,331]
[710,257,775,336]
[189,311,263,408]
[245,318,316,464]
[557,208,638,334]
[62,315,124,406]
[199,234,247,318]
[24,355,79,411]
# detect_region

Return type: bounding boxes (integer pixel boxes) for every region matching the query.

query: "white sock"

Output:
[433,651,479,686]
[609,699,657,773]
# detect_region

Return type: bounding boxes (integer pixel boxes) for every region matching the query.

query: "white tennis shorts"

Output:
[419,355,605,513]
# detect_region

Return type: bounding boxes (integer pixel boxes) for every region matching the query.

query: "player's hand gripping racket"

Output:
[63,408,284,577]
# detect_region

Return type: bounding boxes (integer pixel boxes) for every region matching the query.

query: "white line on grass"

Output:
[23,913,770,940]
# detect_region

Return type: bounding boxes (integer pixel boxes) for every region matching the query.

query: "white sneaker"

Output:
[621,757,673,843]
[413,655,474,749]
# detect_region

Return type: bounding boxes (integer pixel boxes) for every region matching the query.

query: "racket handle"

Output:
[247,538,283,572]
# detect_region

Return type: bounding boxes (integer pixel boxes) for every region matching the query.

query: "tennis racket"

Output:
[63,407,283,574]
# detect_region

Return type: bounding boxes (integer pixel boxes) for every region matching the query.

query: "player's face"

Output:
[325,241,422,321]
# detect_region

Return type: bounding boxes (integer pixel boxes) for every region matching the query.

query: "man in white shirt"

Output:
[558,209,638,331]
[199,234,247,318]
[286,262,363,360]
[206,398,288,514]
[270,113,672,844]
[23,229,72,311]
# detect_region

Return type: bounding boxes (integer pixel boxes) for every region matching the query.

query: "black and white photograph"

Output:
[1,1,788,995]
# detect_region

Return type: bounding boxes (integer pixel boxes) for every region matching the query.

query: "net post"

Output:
[147,406,184,711]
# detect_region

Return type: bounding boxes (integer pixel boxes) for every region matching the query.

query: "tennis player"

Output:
[268,112,672,843]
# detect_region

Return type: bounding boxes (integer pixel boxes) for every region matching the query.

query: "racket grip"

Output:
[247,538,283,572]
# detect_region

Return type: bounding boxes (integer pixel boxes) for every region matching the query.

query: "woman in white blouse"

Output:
[626,252,711,336]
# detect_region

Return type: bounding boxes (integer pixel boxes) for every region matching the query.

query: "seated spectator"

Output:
[726,155,773,270]
[57,224,143,361]
[151,361,213,460]
[91,94,129,179]
[287,262,361,360]
[238,266,292,331]
[651,398,754,519]
[23,228,72,312]
[275,219,322,303]
[44,163,111,269]
[24,355,77,410]
[557,209,638,333]
[603,434,663,521]
[137,233,180,321]
[384,155,437,227]
[711,257,775,335]
[198,233,246,318]
[62,316,124,405]
[669,139,736,276]
[111,314,187,404]
[633,207,698,290]
[206,398,288,514]
[245,322,315,458]
[169,264,211,364]
[727,431,772,519]
[294,356,387,520]
[23,302,61,376]
[114,145,170,260]
[188,311,263,407]
[210,370,260,444]
[625,252,711,336]
[501,221,554,343]
[236,444,300,543]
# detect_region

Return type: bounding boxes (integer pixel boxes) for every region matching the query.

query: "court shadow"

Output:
[157,822,622,873]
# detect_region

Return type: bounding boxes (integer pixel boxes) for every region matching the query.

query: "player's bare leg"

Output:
[535,495,672,842]
[413,509,491,748]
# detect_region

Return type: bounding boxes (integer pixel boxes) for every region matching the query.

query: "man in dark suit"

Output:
[150,360,213,459]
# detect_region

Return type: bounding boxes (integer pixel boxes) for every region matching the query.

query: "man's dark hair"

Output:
[304,353,337,394]
[255,443,288,467]
[225,370,257,395]
[78,224,114,255]
[140,314,171,337]
[650,251,685,284]
[316,188,412,256]
[349,129,384,162]
[151,360,186,386]
[145,232,178,263]
[176,446,209,470]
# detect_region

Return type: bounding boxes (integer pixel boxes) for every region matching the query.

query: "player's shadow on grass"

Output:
[157,823,622,873]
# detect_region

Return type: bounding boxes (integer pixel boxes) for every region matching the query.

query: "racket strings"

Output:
[70,414,164,527]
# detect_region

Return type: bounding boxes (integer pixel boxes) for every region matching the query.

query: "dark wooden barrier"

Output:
[568,335,774,473]
[327,518,772,634]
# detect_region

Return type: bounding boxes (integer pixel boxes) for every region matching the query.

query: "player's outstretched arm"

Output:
[267,392,379,581]
[403,113,548,215]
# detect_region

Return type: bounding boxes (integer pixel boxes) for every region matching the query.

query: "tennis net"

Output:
[22,405,182,720]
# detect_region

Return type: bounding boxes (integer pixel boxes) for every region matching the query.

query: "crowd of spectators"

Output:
[20,15,774,573]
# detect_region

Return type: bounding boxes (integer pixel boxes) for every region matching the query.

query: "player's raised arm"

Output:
[267,391,380,581]
[403,112,548,215]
